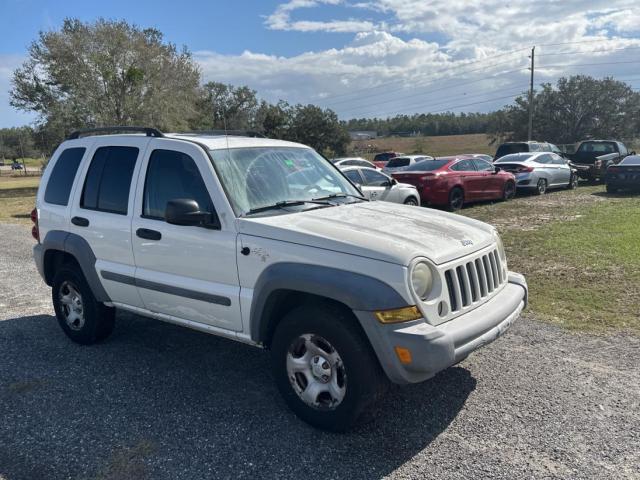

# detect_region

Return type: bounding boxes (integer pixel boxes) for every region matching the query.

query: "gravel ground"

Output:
[0,223,639,480]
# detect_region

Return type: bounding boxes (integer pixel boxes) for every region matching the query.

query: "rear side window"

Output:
[44,148,85,206]
[143,149,213,220]
[81,146,138,215]
[451,159,476,171]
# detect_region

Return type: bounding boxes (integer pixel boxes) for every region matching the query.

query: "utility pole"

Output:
[528,46,535,141]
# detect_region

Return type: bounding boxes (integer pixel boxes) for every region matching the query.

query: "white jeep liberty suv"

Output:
[32,127,528,431]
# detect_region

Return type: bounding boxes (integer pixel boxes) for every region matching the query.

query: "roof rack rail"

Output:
[67,126,164,140]
[178,130,266,138]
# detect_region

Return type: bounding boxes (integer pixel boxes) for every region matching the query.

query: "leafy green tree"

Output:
[254,100,292,138]
[491,76,640,144]
[286,105,350,156]
[10,18,201,139]
[0,127,39,160]
[192,82,260,130]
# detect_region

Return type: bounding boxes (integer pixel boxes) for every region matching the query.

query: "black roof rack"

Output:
[179,130,266,138]
[67,126,164,140]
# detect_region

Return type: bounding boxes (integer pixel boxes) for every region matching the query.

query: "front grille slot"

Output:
[444,249,505,313]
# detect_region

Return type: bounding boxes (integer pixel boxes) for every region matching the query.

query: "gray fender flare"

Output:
[249,262,408,343]
[41,230,111,302]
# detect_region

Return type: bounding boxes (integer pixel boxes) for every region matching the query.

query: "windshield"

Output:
[405,159,449,171]
[209,147,361,216]
[386,157,411,168]
[577,142,616,154]
[495,153,535,163]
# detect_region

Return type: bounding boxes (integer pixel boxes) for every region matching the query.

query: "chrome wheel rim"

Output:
[405,198,418,206]
[59,281,85,331]
[537,180,546,194]
[286,334,347,410]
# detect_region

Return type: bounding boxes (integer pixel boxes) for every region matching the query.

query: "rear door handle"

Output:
[136,228,162,241]
[71,216,89,227]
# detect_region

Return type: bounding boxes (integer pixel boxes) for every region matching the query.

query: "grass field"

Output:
[0,176,39,224]
[350,133,495,159]
[0,174,637,333]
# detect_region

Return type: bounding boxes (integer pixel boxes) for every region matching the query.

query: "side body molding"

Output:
[40,230,111,302]
[249,262,409,343]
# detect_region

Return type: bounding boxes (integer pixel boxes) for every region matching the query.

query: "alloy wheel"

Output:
[58,280,85,331]
[286,334,347,410]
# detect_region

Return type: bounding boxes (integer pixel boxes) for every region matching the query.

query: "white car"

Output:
[331,157,380,171]
[340,166,420,205]
[382,154,435,174]
[32,127,527,431]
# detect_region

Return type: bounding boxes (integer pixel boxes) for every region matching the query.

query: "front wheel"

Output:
[403,196,419,206]
[535,178,547,195]
[567,174,578,190]
[271,303,385,431]
[502,181,516,201]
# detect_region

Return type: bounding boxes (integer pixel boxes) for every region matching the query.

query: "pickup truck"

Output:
[567,140,633,182]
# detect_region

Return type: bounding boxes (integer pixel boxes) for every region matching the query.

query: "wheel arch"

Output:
[250,263,408,347]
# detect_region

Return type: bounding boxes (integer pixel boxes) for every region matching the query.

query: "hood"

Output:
[237,202,496,266]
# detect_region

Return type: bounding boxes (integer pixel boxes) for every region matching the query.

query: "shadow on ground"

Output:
[0,312,475,480]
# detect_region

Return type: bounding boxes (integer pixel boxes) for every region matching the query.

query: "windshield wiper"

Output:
[312,192,368,202]
[243,199,333,216]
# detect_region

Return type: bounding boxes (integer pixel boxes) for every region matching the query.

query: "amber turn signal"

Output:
[394,346,412,364]
[374,305,422,324]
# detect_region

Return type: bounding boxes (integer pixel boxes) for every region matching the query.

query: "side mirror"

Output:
[493,166,501,174]
[630,151,636,156]
[391,178,398,185]
[165,198,218,229]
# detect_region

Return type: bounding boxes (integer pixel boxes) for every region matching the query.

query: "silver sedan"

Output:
[340,166,420,205]
[494,152,577,194]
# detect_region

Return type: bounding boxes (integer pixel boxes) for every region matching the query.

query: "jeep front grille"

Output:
[444,249,505,312]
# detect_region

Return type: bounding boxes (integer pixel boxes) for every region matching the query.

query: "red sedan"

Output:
[391,156,516,210]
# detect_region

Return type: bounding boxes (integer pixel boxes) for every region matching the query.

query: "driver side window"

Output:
[361,169,390,187]
[143,149,214,220]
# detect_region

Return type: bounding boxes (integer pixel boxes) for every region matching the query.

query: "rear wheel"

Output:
[52,265,115,345]
[403,196,419,206]
[447,187,464,211]
[535,178,547,195]
[502,181,516,201]
[271,303,385,431]
[567,173,578,190]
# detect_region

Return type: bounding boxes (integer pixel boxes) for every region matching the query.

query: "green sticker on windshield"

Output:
[284,159,294,167]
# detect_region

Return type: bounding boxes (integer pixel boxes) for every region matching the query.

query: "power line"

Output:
[317,47,530,104]
[537,45,640,56]
[537,60,640,68]
[339,67,528,116]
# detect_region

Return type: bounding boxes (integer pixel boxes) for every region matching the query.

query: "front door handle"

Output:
[71,216,89,227]
[136,228,162,241]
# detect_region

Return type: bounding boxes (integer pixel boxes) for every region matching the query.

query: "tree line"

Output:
[6,18,639,158]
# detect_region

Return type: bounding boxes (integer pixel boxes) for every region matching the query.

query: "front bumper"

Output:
[356,272,528,384]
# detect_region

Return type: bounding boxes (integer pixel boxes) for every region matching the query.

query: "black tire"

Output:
[403,196,419,206]
[535,178,547,195]
[502,181,516,201]
[52,265,115,345]
[270,302,386,432]
[567,173,578,190]
[447,187,464,211]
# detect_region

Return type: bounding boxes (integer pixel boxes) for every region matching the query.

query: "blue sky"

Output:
[2,0,640,127]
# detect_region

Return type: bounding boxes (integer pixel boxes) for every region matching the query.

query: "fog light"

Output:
[394,346,412,364]
[375,306,422,324]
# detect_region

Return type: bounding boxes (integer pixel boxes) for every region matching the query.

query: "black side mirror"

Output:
[493,166,501,174]
[165,198,219,229]
[391,178,398,185]
[630,151,636,156]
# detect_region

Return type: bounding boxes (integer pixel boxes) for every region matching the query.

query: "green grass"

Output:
[0,176,40,225]
[464,186,640,333]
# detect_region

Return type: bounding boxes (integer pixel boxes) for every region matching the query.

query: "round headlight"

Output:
[411,262,433,300]
[494,231,506,261]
